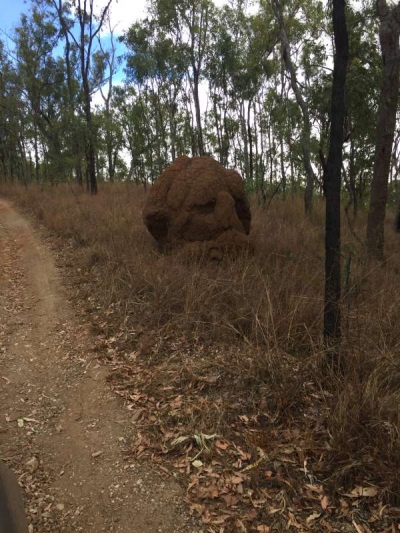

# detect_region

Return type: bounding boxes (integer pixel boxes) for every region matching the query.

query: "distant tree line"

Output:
[0,0,399,254]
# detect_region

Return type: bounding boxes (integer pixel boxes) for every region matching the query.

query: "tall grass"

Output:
[2,182,400,501]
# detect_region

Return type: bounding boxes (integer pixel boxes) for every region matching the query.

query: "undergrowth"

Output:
[2,182,400,526]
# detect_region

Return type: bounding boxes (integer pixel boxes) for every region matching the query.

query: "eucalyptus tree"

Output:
[309,4,381,214]
[123,20,164,171]
[366,0,400,260]
[0,39,27,182]
[149,0,213,156]
[204,5,239,166]
[14,4,60,183]
[204,1,276,186]
[123,16,188,164]
[233,7,275,184]
[47,0,85,185]
[343,4,381,217]
[113,85,159,185]
[49,0,113,193]
[95,101,124,182]
[324,0,349,354]
[96,23,121,182]
[270,0,320,214]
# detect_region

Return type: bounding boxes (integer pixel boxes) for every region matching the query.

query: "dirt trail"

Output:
[0,199,199,533]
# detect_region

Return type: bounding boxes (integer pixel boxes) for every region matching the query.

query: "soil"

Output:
[0,199,201,533]
[143,156,251,255]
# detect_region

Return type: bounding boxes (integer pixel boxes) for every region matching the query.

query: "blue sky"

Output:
[0,0,148,62]
[0,0,229,102]
[0,0,29,33]
[0,0,148,35]
[0,0,139,88]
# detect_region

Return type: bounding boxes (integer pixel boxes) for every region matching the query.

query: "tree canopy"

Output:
[0,0,398,229]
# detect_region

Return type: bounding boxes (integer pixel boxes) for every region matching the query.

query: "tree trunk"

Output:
[222,95,230,166]
[366,0,400,259]
[240,100,250,180]
[279,61,287,198]
[211,89,223,164]
[280,136,286,198]
[57,0,112,194]
[34,124,40,183]
[271,0,316,215]
[169,99,177,162]
[267,120,274,186]
[348,134,357,217]
[193,69,204,156]
[84,92,97,194]
[324,0,349,358]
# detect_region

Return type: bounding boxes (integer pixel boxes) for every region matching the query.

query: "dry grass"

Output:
[2,181,400,513]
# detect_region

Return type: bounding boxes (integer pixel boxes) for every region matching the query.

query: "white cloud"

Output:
[109,0,148,34]
[97,0,254,37]
[94,0,148,35]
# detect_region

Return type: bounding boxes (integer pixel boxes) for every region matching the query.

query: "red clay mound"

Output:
[143,156,251,255]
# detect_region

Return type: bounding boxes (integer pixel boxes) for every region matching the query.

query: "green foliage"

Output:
[0,0,391,201]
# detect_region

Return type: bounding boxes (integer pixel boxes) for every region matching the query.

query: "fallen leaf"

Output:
[192,459,203,468]
[190,502,205,516]
[306,512,321,523]
[209,514,230,525]
[257,526,270,532]
[340,498,350,517]
[244,508,257,520]
[130,409,144,422]
[198,484,219,499]
[169,396,182,409]
[171,435,191,447]
[221,493,237,506]
[306,484,324,494]
[346,486,378,498]
[288,512,302,529]
[321,495,329,510]
[268,507,282,515]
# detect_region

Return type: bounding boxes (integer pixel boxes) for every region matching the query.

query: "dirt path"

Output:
[0,199,199,533]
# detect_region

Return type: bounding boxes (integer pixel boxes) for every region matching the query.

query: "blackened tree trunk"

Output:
[83,79,98,194]
[366,0,400,260]
[324,0,349,355]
